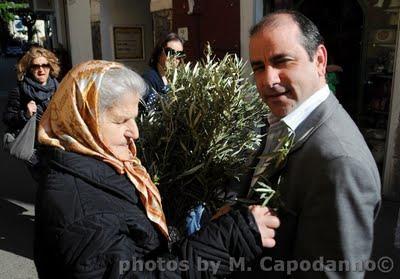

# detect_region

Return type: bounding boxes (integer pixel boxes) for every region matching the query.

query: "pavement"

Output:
[0,55,38,278]
[366,200,400,278]
[0,94,38,278]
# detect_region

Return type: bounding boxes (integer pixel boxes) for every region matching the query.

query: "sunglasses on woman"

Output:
[31,63,51,70]
[164,47,186,59]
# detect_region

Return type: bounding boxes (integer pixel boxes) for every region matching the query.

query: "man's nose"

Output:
[263,66,280,88]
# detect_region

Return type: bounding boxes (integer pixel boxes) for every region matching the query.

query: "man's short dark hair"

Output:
[250,10,324,61]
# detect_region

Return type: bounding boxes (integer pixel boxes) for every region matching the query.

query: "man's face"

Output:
[249,18,327,118]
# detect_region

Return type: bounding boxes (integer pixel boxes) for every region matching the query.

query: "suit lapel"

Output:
[247,94,340,196]
[290,93,339,154]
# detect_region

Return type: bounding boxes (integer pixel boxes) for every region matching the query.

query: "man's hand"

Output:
[26,100,37,118]
[250,205,280,248]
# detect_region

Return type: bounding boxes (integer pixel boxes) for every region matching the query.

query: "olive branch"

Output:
[249,129,295,209]
[137,45,268,228]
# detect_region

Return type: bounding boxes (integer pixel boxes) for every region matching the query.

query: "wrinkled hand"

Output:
[249,205,280,248]
[26,100,37,118]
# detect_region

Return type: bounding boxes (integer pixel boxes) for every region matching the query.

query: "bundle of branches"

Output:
[137,46,268,229]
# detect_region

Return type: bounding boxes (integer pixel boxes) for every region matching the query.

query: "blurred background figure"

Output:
[2,46,59,176]
[326,61,343,95]
[142,33,185,109]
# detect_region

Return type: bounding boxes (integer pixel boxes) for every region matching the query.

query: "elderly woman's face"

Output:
[30,56,51,85]
[99,93,140,160]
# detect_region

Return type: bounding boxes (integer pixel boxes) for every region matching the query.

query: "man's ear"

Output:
[314,44,328,77]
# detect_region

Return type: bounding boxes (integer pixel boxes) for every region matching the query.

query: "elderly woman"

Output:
[142,33,185,109]
[34,60,279,278]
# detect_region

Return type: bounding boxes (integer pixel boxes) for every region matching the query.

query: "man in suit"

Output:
[245,10,381,278]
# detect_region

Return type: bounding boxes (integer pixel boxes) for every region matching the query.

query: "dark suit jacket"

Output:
[238,93,381,278]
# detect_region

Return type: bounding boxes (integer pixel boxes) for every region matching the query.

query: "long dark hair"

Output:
[149,33,183,69]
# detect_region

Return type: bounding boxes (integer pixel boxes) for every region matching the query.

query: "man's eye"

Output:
[252,65,265,73]
[273,58,292,66]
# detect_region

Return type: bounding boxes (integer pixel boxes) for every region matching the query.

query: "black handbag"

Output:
[2,114,36,161]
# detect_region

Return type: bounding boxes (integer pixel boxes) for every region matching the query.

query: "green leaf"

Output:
[137,46,268,228]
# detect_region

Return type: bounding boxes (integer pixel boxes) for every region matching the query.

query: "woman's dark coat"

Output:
[142,68,169,109]
[34,148,264,278]
[3,76,58,135]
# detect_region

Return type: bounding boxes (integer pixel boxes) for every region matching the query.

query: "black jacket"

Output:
[142,68,169,109]
[3,77,58,135]
[34,148,264,278]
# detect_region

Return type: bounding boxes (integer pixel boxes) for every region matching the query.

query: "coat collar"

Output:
[42,147,139,205]
[290,93,339,154]
[251,93,339,182]
[259,93,339,156]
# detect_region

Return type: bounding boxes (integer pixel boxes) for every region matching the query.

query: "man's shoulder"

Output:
[296,106,378,174]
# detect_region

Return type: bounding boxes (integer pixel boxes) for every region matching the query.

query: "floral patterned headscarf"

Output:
[38,60,169,239]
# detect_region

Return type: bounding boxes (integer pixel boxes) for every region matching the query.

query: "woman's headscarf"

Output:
[38,60,169,239]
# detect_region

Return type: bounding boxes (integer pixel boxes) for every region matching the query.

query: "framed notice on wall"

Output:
[113,26,144,60]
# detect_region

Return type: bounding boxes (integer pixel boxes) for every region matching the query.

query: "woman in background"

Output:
[142,33,185,109]
[3,46,59,170]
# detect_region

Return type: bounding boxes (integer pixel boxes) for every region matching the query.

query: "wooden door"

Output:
[173,0,240,61]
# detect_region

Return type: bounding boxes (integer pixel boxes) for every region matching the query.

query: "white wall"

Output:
[66,0,93,65]
[383,12,400,200]
[150,0,172,12]
[100,0,153,74]
[54,0,68,47]
[240,0,263,73]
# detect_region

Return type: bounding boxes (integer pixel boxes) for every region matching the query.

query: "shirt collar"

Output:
[267,85,330,131]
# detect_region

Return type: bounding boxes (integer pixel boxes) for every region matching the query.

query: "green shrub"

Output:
[137,47,268,228]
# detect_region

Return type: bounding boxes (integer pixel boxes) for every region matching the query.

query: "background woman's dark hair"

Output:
[149,33,183,69]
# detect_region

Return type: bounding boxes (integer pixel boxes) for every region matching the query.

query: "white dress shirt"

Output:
[268,85,331,131]
[250,85,331,188]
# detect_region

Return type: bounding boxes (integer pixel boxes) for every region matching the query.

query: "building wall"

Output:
[100,0,153,74]
[171,0,262,68]
[173,0,241,62]
[383,20,400,200]
[172,0,201,62]
[54,0,68,48]
[241,0,263,74]
[65,0,93,65]
[62,0,261,72]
